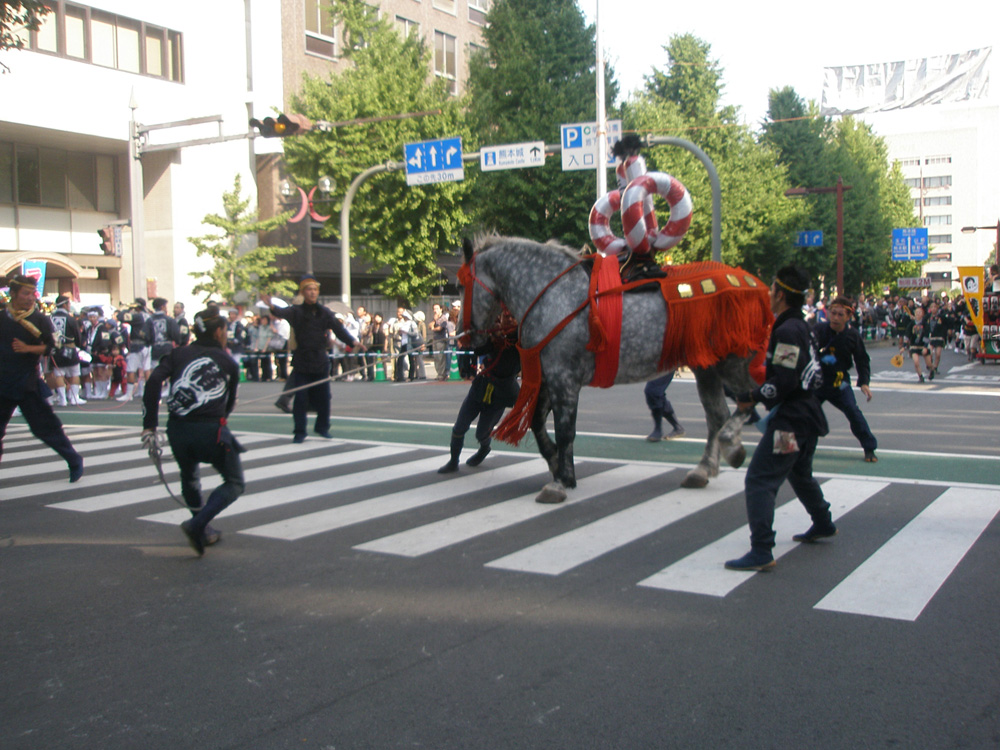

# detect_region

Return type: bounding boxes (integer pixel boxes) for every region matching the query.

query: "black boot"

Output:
[466,441,491,467]
[646,409,664,442]
[438,434,463,473]
[664,411,686,439]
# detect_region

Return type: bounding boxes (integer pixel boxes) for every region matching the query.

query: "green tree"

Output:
[1,1,49,51]
[760,87,832,189]
[465,0,617,245]
[188,175,297,304]
[827,117,920,295]
[643,33,723,124]
[763,91,919,296]
[282,0,470,304]
[625,34,804,280]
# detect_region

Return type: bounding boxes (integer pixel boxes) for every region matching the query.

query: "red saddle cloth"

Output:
[586,257,772,388]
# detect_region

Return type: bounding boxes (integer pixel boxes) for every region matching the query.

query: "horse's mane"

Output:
[474,234,584,262]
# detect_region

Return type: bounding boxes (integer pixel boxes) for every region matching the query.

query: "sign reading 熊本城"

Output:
[480,141,546,172]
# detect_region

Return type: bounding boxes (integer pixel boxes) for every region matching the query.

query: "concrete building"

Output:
[257,0,489,308]
[823,47,998,294]
[0,0,488,311]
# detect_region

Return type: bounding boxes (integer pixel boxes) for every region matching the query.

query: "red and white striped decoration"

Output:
[588,189,628,255]
[620,172,692,254]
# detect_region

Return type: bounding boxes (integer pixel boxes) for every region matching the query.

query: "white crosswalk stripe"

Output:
[242,457,552,541]
[354,464,668,557]
[7,426,999,622]
[815,487,1000,621]
[638,478,890,598]
[50,443,401,511]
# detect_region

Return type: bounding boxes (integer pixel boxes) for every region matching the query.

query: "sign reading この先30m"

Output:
[404,137,464,186]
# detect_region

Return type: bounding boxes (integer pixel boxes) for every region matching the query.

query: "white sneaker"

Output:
[115,393,131,402]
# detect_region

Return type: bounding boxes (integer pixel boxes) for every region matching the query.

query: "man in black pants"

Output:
[263,275,365,443]
[438,316,520,473]
[728,265,832,572]
[142,308,244,556]
[0,275,84,483]
[814,295,878,462]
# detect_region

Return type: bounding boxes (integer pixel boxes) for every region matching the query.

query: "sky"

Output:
[577,0,999,126]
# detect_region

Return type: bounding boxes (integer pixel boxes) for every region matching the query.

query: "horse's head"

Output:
[457,236,506,350]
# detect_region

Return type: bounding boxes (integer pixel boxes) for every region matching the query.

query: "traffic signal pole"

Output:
[129,104,254,302]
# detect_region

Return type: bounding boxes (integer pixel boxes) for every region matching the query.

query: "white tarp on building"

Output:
[821,47,991,115]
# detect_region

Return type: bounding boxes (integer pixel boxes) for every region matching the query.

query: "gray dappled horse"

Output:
[460,236,766,504]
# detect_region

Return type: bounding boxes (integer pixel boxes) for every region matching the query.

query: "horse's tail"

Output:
[492,344,542,446]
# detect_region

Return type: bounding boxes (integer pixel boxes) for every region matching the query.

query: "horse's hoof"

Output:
[535,483,568,504]
[724,445,747,469]
[681,469,709,489]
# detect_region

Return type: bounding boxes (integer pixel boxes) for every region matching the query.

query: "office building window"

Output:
[305,0,337,58]
[929,236,952,245]
[903,178,921,189]
[26,3,183,82]
[469,0,492,25]
[923,215,952,226]
[395,15,419,38]
[923,196,952,206]
[0,141,118,213]
[925,156,952,165]
[923,175,952,188]
[433,0,457,14]
[434,30,457,95]
[898,157,920,167]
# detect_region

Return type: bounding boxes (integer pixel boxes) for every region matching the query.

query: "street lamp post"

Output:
[279,176,334,277]
[784,176,852,294]
[960,220,1000,267]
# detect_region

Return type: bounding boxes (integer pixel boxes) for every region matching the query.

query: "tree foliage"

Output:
[1,0,49,52]
[465,0,616,246]
[282,0,470,304]
[188,175,297,305]
[762,87,920,295]
[624,34,804,281]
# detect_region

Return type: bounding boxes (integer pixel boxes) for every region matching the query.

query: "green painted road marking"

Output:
[41,411,1000,488]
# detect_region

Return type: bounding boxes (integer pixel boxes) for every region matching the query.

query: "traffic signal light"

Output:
[249,113,313,138]
[98,227,115,256]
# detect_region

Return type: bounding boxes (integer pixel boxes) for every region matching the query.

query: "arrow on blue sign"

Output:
[891,227,929,261]
[794,231,824,247]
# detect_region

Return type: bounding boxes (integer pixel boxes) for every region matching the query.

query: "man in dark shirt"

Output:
[438,314,521,473]
[142,308,243,556]
[814,295,878,462]
[0,275,83,482]
[50,294,86,406]
[263,275,365,443]
[144,297,182,368]
[728,265,832,572]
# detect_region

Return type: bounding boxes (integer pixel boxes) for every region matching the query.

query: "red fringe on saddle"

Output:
[654,262,772,373]
[492,260,772,446]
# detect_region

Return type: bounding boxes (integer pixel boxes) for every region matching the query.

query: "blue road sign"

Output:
[794,230,824,247]
[891,227,929,261]
[404,137,464,186]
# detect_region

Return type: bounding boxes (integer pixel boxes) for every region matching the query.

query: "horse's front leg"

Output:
[534,388,579,504]
[682,366,730,488]
[530,385,558,478]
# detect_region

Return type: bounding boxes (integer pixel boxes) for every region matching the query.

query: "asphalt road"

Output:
[2,341,998,749]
